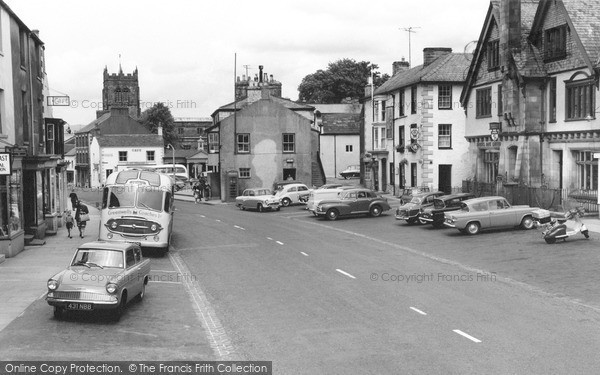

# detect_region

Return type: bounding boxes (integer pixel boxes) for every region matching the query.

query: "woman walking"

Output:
[75,201,89,238]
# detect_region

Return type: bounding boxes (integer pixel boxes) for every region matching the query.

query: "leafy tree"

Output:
[140,102,177,146]
[298,59,390,103]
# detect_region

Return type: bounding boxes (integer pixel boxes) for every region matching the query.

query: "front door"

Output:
[438,165,452,194]
[411,163,417,187]
[381,158,387,192]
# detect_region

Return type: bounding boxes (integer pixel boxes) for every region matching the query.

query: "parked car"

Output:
[274,183,311,206]
[300,184,345,203]
[315,188,391,220]
[398,186,431,204]
[444,196,537,235]
[395,191,445,224]
[306,186,356,215]
[46,241,150,321]
[339,165,360,179]
[235,188,281,212]
[419,193,475,228]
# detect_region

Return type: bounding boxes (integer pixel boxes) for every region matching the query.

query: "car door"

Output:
[344,191,359,214]
[124,248,138,300]
[244,190,257,209]
[488,198,513,227]
[353,190,371,213]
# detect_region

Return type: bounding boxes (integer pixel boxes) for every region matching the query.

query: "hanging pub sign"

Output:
[489,122,501,142]
[0,152,11,175]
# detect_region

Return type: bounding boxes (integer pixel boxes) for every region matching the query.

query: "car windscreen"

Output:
[71,249,123,268]
[410,196,423,204]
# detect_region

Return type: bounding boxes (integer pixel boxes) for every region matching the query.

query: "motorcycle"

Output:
[532,206,590,244]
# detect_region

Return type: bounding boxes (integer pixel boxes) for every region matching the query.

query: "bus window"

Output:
[137,187,163,211]
[164,191,172,212]
[108,186,135,208]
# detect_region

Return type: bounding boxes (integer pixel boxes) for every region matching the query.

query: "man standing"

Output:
[75,201,89,238]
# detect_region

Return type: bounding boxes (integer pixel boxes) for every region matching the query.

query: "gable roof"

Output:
[213,95,314,117]
[374,53,470,96]
[321,113,361,135]
[76,108,151,135]
[96,134,164,147]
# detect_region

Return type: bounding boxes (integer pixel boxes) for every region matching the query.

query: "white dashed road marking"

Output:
[276,241,284,245]
[409,307,427,315]
[453,329,482,343]
[300,252,309,257]
[336,269,356,279]
[233,225,245,230]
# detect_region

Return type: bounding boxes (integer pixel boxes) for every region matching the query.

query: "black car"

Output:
[395,191,445,224]
[419,193,475,228]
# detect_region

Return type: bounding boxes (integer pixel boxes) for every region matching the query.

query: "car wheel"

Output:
[326,208,339,221]
[258,204,264,212]
[53,306,64,320]
[370,205,382,217]
[137,280,146,302]
[544,237,557,244]
[282,198,291,207]
[465,222,480,235]
[520,216,534,230]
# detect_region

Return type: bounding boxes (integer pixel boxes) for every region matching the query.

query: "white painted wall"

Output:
[320,134,360,178]
[0,6,15,143]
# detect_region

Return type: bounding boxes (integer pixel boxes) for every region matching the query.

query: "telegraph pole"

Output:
[400,26,420,67]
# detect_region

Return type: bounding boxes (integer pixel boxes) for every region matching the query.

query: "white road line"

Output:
[409,306,427,315]
[453,329,482,343]
[215,219,221,222]
[300,252,309,257]
[169,251,236,359]
[148,280,182,284]
[233,225,245,230]
[276,241,284,245]
[39,292,47,300]
[336,269,356,279]
[200,215,206,218]
[266,237,273,240]
[152,269,178,273]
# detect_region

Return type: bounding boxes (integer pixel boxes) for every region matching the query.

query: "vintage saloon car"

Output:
[444,196,537,235]
[46,241,150,320]
[315,188,391,220]
[419,193,475,228]
[235,188,281,212]
[274,183,311,207]
[395,191,445,224]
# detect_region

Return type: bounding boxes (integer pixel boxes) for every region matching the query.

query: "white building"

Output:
[89,134,164,187]
[364,50,471,194]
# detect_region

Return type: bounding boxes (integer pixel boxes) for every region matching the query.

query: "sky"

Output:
[6,0,490,127]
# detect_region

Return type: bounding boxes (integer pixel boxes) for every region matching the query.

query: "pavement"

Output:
[0,192,599,334]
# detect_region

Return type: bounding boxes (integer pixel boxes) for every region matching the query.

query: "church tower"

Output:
[98,65,141,118]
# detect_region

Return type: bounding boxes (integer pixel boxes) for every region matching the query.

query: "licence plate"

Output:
[66,303,93,311]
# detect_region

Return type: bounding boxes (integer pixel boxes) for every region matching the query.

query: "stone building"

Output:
[461,0,600,204]
[97,66,141,118]
[208,66,323,201]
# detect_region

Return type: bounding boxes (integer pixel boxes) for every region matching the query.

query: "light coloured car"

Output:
[235,188,281,212]
[315,188,391,220]
[306,186,356,215]
[46,241,150,321]
[444,196,537,235]
[274,183,310,207]
[340,165,360,179]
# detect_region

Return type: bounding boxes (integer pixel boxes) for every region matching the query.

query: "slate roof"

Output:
[374,53,470,95]
[321,113,361,135]
[215,95,314,114]
[77,112,111,133]
[561,0,600,66]
[96,134,164,147]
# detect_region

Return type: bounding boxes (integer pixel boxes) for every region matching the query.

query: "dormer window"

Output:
[487,40,500,70]
[544,25,567,61]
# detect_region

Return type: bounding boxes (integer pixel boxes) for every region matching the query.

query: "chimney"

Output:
[502,0,522,53]
[392,58,410,75]
[423,47,452,66]
[259,65,264,83]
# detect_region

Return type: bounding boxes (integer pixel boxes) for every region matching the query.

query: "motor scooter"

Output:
[532,207,589,244]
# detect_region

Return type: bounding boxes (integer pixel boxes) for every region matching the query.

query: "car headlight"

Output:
[106,283,118,294]
[47,279,58,291]
[110,221,118,229]
[150,224,158,231]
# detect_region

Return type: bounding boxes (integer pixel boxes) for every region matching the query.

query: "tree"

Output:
[297,59,390,103]
[140,102,177,146]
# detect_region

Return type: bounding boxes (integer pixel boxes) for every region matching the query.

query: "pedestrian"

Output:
[64,210,74,238]
[192,182,201,204]
[75,201,89,238]
[69,190,79,211]
[203,182,211,201]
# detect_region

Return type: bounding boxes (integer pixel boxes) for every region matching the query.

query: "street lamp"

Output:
[166,143,175,185]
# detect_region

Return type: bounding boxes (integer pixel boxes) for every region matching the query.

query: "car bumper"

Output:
[443,220,456,228]
[419,216,433,223]
[395,212,418,220]
[46,293,119,310]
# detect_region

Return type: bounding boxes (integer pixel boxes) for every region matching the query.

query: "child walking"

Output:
[64,210,74,238]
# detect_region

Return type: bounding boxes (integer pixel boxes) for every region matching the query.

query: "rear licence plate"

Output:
[66,303,93,311]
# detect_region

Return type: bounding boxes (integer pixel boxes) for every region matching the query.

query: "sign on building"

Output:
[0,153,11,175]
[47,96,70,106]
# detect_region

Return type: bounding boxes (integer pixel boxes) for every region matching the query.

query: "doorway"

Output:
[438,164,452,194]
[411,163,417,187]
[283,168,296,181]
